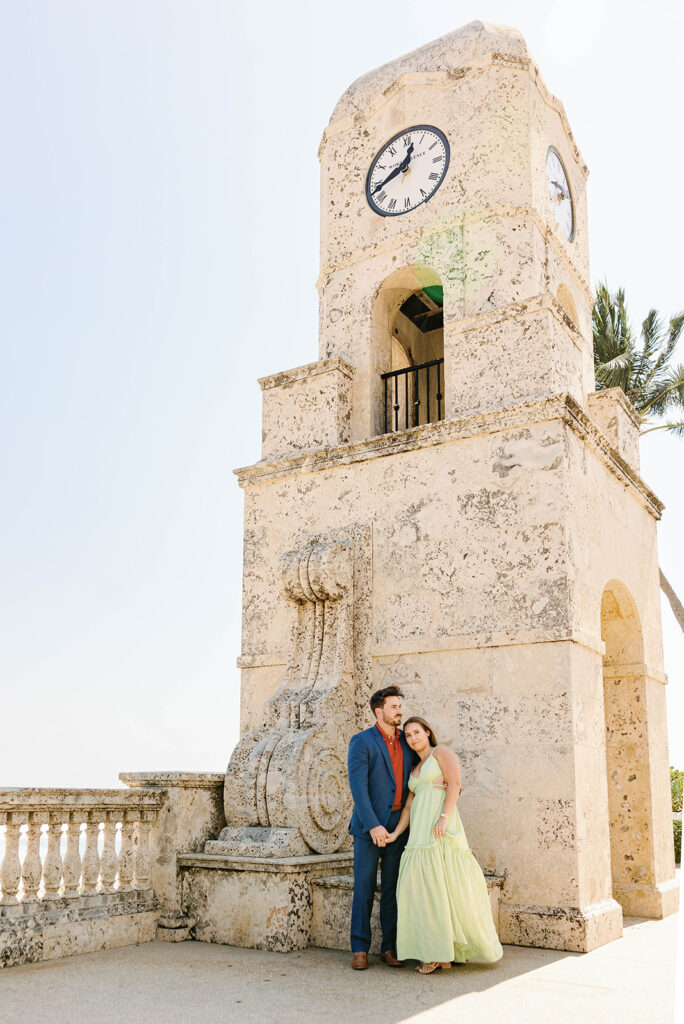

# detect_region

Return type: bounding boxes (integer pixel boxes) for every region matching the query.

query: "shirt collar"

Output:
[376,722,400,744]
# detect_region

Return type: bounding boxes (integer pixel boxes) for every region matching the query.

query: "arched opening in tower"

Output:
[600,580,656,915]
[372,265,444,435]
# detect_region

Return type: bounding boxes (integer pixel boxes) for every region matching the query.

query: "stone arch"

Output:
[371,264,444,435]
[600,579,654,914]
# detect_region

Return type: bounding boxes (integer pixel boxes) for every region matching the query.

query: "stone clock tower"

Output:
[183,22,678,954]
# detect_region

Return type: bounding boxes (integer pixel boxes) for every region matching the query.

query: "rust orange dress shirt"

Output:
[376,723,404,811]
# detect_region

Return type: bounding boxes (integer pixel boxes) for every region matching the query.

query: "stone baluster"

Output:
[81,816,101,895]
[21,818,44,901]
[133,814,152,889]
[118,815,136,890]
[43,818,64,897]
[0,818,22,905]
[62,817,83,896]
[100,816,119,892]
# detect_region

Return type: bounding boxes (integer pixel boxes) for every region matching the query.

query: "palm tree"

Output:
[593,283,684,435]
[593,283,684,629]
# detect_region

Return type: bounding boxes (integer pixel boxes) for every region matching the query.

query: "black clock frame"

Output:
[365,124,450,218]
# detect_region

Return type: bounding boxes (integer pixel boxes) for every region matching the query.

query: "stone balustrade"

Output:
[0,788,166,906]
[0,776,225,968]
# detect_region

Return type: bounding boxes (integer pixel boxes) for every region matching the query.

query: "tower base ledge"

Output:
[499,898,623,953]
[178,852,354,952]
[613,878,679,919]
[178,852,503,954]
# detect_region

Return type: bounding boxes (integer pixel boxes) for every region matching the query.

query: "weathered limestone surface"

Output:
[120,772,225,933]
[0,787,166,968]
[0,893,158,968]
[587,388,641,472]
[212,19,678,955]
[259,357,354,460]
[179,853,353,952]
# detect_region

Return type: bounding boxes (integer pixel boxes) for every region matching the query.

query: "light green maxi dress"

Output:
[396,753,503,964]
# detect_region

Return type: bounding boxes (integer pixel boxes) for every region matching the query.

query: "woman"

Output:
[386,716,503,974]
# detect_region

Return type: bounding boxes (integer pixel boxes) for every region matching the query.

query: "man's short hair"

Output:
[370,685,404,714]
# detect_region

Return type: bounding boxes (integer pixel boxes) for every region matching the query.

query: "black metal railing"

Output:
[381,358,444,433]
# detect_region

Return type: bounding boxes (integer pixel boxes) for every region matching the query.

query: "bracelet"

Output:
[439,813,447,819]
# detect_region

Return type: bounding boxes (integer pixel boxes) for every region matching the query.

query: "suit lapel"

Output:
[369,725,395,780]
[399,730,413,788]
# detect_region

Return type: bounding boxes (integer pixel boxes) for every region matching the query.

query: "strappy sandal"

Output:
[416,961,452,974]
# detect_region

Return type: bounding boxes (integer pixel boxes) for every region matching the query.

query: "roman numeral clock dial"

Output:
[366,125,450,217]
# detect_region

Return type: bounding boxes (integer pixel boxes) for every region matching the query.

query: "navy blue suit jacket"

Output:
[347,725,413,838]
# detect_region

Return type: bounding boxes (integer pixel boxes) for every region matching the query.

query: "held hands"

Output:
[370,825,399,846]
[369,825,390,847]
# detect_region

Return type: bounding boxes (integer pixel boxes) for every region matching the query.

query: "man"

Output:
[347,684,413,970]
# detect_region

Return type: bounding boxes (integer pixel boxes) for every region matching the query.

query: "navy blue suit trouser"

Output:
[350,809,409,953]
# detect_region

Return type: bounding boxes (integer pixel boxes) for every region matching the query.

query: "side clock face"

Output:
[366,125,450,217]
[546,146,574,241]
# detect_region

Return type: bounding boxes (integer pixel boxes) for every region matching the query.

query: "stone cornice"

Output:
[373,628,605,659]
[602,662,668,685]
[316,204,592,306]
[258,356,354,391]
[238,630,605,668]
[320,55,588,178]
[561,395,663,518]
[234,393,664,521]
[119,772,225,789]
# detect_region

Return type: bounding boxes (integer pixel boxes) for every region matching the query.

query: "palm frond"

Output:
[642,420,684,438]
[632,310,663,395]
[592,283,683,431]
[640,364,684,416]
[662,312,684,363]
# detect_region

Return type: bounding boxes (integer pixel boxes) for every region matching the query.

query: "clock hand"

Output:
[551,179,569,200]
[372,164,403,193]
[372,143,415,194]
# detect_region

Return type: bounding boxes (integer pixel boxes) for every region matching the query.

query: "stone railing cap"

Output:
[0,787,166,809]
[119,772,225,789]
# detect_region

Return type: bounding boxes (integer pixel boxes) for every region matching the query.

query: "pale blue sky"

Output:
[1,0,682,786]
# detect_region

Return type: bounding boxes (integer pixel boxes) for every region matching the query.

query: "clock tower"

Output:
[187,21,678,955]
[316,20,593,441]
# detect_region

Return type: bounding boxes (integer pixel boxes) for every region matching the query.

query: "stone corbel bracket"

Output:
[268,539,353,731]
[213,534,362,857]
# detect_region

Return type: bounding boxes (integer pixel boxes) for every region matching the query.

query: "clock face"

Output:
[546,146,574,241]
[366,125,450,217]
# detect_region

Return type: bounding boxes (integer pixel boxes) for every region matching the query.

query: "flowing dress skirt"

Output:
[396,753,503,964]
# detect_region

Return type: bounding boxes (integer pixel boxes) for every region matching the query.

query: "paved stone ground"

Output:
[0,915,679,1024]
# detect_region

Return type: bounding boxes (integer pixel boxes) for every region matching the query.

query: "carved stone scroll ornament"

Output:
[212,539,355,857]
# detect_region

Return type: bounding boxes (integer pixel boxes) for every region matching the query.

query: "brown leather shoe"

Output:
[381,950,403,967]
[351,951,368,970]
